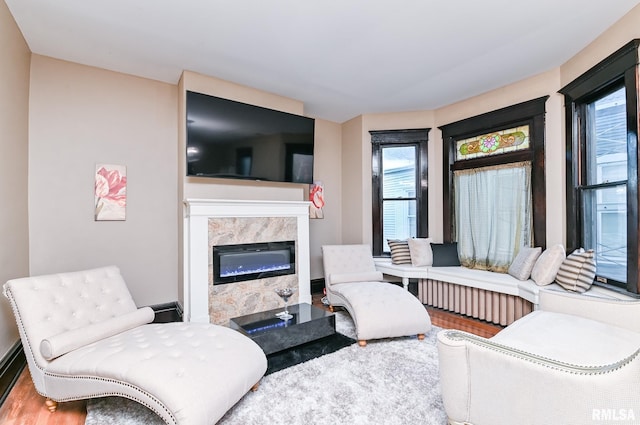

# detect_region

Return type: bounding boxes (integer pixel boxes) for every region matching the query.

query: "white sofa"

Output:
[437,289,640,425]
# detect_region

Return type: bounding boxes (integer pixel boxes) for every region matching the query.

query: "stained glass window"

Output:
[455,125,530,161]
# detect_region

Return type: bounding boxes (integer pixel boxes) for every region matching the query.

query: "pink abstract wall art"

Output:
[94,164,127,221]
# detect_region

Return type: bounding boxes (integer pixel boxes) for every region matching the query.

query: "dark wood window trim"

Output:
[440,97,548,248]
[559,39,640,294]
[371,129,430,257]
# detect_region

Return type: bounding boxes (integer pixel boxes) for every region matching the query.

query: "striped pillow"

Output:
[555,248,596,293]
[387,239,412,265]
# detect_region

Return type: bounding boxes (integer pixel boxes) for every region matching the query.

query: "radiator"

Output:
[418,278,533,326]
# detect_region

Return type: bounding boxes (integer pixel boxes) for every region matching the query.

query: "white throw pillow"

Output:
[330,271,384,285]
[531,244,566,286]
[408,238,433,266]
[508,246,542,281]
[555,248,597,293]
[40,307,155,360]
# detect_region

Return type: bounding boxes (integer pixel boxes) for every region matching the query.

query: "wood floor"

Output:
[0,296,501,425]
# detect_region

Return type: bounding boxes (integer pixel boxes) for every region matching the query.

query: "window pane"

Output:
[382,146,416,198]
[382,200,416,252]
[587,87,627,185]
[455,125,530,161]
[582,185,627,283]
[454,163,532,269]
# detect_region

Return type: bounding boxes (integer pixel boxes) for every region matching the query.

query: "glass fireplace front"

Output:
[213,240,296,284]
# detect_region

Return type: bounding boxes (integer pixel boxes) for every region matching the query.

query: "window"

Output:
[583,87,627,284]
[560,40,640,294]
[441,97,548,265]
[454,161,532,271]
[371,129,429,256]
[456,125,531,160]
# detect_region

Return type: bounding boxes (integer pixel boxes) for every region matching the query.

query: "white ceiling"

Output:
[6,0,640,123]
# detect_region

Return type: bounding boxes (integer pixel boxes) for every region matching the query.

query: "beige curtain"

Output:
[454,161,532,272]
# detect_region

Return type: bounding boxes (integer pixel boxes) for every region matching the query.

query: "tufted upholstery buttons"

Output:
[322,245,432,342]
[3,266,268,425]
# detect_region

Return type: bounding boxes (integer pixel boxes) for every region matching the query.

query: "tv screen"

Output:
[186,91,315,184]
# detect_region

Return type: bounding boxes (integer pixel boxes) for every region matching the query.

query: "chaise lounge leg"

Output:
[250,382,260,392]
[358,340,367,347]
[329,305,335,313]
[45,399,58,413]
[417,333,425,341]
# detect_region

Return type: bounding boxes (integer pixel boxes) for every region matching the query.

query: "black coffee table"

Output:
[229,303,336,355]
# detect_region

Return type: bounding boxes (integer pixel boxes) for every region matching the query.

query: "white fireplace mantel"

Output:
[183,198,312,323]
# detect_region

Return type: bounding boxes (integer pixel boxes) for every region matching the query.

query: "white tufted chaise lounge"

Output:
[322,244,432,346]
[3,266,267,425]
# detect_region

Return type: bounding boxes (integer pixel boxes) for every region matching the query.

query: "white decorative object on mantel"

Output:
[183,198,312,323]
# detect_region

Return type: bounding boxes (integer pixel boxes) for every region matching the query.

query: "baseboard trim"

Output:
[0,340,26,407]
[311,278,325,295]
[150,301,183,323]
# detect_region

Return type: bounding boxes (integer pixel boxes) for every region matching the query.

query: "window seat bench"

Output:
[373,258,630,326]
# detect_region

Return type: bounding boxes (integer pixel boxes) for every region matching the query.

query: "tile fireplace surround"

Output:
[183,199,311,324]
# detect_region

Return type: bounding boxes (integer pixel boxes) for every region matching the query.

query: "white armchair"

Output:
[437,289,640,425]
[3,266,267,425]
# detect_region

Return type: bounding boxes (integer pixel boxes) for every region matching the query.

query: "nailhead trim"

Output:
[44,372,176,425]
[4,287,177,425]
[443,330,640,375]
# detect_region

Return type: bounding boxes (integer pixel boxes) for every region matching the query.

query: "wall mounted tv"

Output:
[186,90,315,184]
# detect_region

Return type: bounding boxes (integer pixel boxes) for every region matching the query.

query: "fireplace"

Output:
[213,241,296,284]
[183,198,311,324]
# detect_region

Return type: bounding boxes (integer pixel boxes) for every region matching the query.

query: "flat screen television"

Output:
[186,90,315,184]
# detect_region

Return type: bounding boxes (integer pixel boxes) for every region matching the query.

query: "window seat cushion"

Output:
[375,257,634,309]
[374,258,558,305]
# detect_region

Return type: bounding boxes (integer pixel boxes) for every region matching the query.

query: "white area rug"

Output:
[85,312,447,425]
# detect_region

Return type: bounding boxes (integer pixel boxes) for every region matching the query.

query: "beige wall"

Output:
[340,116,366,244]
[28,55,179,306]
[309,119,342,278]
[0,0,30,360]
[561,4,640,87]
